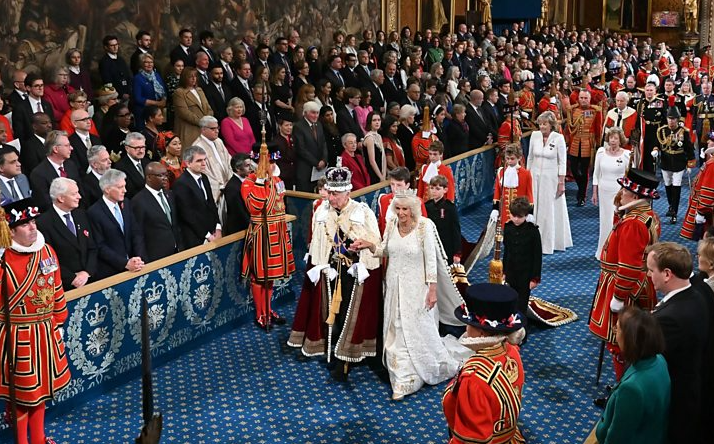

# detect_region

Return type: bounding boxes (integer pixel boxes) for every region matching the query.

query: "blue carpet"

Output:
[22,180,697,444]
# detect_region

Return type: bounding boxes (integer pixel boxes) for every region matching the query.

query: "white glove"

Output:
[549,97,557,104]
[490,209,499,223]
[58,327,65,341]
[526,214,535,223]
[701,148,706,159]
[610,298,624,313]
[255,177,266,185]
[521,111,530,119]
[696,213,706,224]
[651,150,659,159]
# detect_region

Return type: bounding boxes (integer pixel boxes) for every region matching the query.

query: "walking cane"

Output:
[1,254,20,444]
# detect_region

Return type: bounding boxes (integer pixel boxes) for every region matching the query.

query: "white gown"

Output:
[527,130,573,254]
[378,218,470,397]
[592,147,630,258]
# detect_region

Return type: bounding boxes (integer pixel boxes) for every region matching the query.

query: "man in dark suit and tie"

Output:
[87,168,146,279]
[83,145,111,207]
[341,53,360,88]
[355,51,373,89]
[231,61,254,105]
[648,242,712,443]
[337,88,365,140]
[68,109,102,175]
[173,146,222,248]
[0,146,31,202]
[241,31,257,66]
[465,90,497,148]
[132,162,184,262]
[197,30,219,66]
[204,65,232,123]
[223,154,252,235]
[195,52,211,89]
[8,70,28,111]
[12,73,55,142]
[253,44,271,76]
[113,132,149,199]
[268,37,292,85]
[98,35,133,102]
[36,177,97,290]
[245,83,276,141]
[169,29,195,67]
[402,83,423,126]
[324,55,346,91]
[293,102,328,191]
[365,69,386,115]
[20,113,53,176]
[381,62,405,105]
[130,30,152,75]
[484,88,504,128]
[30,130,82,211]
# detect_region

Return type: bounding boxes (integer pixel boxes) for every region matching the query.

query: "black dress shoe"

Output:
[594,396,609,408]
[577,199,585,207]
[670,215,678,225]
[270,310,287,325]
[666,207,675,217]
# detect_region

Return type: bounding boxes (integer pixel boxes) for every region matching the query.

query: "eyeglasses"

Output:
[32,84,44,88]
[73,117,92,122]
[206,126,219,131]
[127,145,146,150]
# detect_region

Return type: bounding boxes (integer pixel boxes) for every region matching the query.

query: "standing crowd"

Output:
[1,17,714,444]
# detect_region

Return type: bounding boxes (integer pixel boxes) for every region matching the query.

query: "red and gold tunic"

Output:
[636,69,651,88]
[0,242,70,406]
[417,163,455,202]
[241,174,296,281]
[681,157,714,239]
[565,104,602,159]
[589,203,660,344]
[659,56,672,77]
[609,79,626,98]
[518,89,536,129]
[442,342,525,444]
[497,118,522,169]
[411,130,439,174]
[493,166,534,230]
[603,107,638,151]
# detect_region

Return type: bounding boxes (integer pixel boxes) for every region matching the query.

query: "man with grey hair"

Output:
[466,89,496,148]
[30,129,82,211]
[36,177,97,290]
[367,68,386,115]
[68,108,102,174]
[356,50,372,88]
[114,132,149,199]
[87,168,146,279]
[82,145,112,206]
[173,146,222,248]
[293,101,329,191]
[603,90,637,150]
[191,115,232,201]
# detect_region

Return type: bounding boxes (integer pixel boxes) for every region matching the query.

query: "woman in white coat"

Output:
[527,111,573,254]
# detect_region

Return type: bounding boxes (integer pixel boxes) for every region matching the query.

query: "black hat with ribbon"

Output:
[617,168,660,199]
[454,283,524,333]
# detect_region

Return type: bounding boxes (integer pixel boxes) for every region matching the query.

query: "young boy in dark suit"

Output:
[503,196,542,321]
[425,174,461,264]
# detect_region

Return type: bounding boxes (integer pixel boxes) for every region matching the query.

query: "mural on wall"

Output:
[0,0,381,79]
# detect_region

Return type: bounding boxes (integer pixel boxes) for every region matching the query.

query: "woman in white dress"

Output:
[592,127,630,258]
[527,110,573,254]
[352,192,468,401]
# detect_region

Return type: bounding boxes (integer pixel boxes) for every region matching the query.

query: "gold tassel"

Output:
[326,275,342,326]
[488,259,504,284]
[0,208,11,249]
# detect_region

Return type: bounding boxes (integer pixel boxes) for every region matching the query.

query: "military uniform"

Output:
[622,86,643,108]
[654,122,695,223]
[518,88,537,129]
[566,104,602,204]
[635,96,667,172]
[695,93,714,149]
[497,116,522,169]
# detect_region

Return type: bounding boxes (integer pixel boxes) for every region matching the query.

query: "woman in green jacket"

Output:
[596,306,670,444]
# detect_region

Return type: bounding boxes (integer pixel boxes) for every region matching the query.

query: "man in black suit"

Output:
[245,83,276,141]
[0,146,32,202]
[173,146,222,248]
[12,73,55,142]
[169,29,195,67]
[324,55,346,91]
[293,102,328,191]
[87,169,146,279]
[465,90,496,148]
[197,30,219,66]
[648,242,711,443]
[132,162,184,262]
[113,132,148,199]
[240,30,257,66]
[355,51,373,89]
[484,88,504,128]
[253,44,271,76]
[267,37,292,85]
[204,65,232,122]
[337,87,365,140]
[68,109,102,175]
[223,154,252,235]
[20,113,53,175]
[381,62,405,105]
[130,30,152,75]
[365,69,386,115]
[30,130,83,211]
[8,70,28,111]
[341,53,360,88]
[36,177,97,290]
[195,52,211,89]
[98,35,132,101]
[83,145,111,207]
[401,83,424,126]
[231,61,254,105]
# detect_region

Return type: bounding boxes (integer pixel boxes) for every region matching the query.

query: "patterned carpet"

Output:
[21,179,697,444]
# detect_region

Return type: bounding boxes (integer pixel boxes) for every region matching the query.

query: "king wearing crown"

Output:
[288,158,383,382]
[241,140,296,330]
[0,199,70,444]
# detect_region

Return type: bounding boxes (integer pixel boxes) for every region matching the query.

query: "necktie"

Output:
[7,179,18,200]
[113,204,124,232]
[218,84,225,100]
[36,101,42,113]
[85,136,91,149]
[158,190,172,223]
[616,110,623,128]
[201,72,208,84]
[136,162,144,177]
[311,123,317,141]
[352,109,358,124]
[59,165,67,178]
[64,213,76,236]
[197,177,207,200]
[336,71,344,86]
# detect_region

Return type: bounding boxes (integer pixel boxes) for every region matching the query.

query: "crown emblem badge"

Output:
[86,303,109,327]
[144,282,165,304]
[193,263,210,284]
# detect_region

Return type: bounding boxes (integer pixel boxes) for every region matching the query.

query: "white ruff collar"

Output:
[11,231,46,253]
[618,198,649,212]
[503,166,519,188]
[458,328,525,350]
[422,160,441,184]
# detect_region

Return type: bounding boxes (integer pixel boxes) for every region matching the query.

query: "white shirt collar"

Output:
[48,158,63,173]
[102,195,120,211]
[187,169,203,182]
[52,204,71,220]
[91,169,103,180]
[107,53,118,60]
[659,283,692,306]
